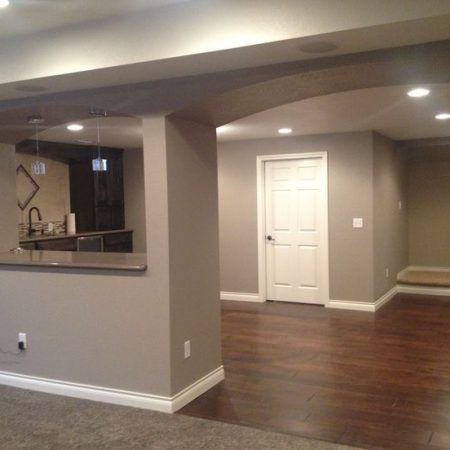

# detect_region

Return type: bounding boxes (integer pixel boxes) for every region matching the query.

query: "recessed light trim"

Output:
[0,0,9,8]
[435,113,450,120]
[67,123,84,131]
[407,88,430,98]
[278,128,292,135]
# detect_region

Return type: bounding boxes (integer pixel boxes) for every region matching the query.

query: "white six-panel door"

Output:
[264,156,327,304]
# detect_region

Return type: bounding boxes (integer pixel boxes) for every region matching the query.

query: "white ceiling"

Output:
[0,0,187,38]
[217,84,450,142]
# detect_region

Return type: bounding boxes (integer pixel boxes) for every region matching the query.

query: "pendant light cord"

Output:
[35,122,40,160]
[96,115,101,159]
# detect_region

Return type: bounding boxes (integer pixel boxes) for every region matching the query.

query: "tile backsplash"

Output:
[18,221,66,240]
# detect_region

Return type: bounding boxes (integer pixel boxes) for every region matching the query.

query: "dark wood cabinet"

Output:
[69,148,125,232]
[37,238,78,251]
[20,242,37,250]
[20,231,133,253]
[103,231,133,253]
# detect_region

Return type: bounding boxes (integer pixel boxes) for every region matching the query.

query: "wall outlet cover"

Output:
[353,218,363,228]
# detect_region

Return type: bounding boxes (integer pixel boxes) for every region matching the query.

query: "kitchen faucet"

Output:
[28,207,42,236]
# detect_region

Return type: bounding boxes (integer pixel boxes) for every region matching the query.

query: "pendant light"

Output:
[89,107,108,172]
[28,115,46,175]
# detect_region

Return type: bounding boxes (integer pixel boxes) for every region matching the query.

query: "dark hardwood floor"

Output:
[179,294,450,449]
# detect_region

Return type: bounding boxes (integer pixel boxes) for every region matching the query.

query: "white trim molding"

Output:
[397,285,450,296]
[326,286,398,312]
[405,265,450,273]
[256,152,329,304]
[220,291,263,302]
[171,366,224,411]
[0,365,224,414]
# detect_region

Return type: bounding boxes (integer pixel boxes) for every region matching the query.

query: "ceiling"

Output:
[1,3,450,103]
[217,84,450,142]
[1,2,448,148]
[31,83,450,150]
[0,0,187,39]
[38,116,143,150]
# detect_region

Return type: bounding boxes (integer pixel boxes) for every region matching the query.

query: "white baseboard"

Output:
[374,286,398,311]
[326,299,377,312]
[171,365,224,411]
[326,286,398,312]
[0,365,224,414]
[397,285,450,296]
[220,291,263,302]
[406,265,450,273]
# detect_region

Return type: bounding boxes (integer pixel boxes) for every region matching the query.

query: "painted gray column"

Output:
[163,116,222,394]
[0,143,19,251]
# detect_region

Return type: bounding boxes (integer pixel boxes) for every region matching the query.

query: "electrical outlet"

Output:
[398,200,403,210]
[184,340,191,359]
[18,332,27,350]
[353,218,363,228]
[385,268,390,278]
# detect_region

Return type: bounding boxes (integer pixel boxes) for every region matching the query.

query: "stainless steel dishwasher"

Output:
[77,235,104,252]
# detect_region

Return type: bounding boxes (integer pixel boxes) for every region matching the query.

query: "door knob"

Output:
[266,235,275,241]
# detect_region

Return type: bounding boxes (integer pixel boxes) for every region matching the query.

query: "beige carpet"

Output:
[397,269,450,287]
[0,385,363,450]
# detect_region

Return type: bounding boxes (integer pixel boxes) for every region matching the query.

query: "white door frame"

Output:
[256,152,329,305]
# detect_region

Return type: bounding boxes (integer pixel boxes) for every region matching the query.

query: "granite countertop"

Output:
[0,250,147,272]
[20,229,133,244]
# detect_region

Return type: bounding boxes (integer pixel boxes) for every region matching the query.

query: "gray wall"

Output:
[0,144,19,251]
[0,123,173,396]
[407,146,450,267]
[123,148,147,253]
[166,117,221,393]
[218,132,376,303]
[0,116,222,400]
[373,133,408,298]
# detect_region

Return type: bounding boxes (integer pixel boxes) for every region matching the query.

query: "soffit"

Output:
[0,2,449,102]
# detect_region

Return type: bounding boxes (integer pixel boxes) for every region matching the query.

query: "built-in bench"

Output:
[397,268,450,287]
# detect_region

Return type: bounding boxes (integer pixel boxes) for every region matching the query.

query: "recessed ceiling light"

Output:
[435,113,450,120]
[0,0,9,8]
[278,128,292,134]
[299,41,338,54]
[407,88,430,98]
[67,123,84,131]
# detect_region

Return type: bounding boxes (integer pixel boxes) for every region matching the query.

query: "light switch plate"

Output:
[353,218,363,228]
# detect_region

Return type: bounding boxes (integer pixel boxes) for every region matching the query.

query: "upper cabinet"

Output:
[69,148,125,232]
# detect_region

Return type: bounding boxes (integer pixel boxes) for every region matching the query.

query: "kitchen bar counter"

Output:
[0,250,147,271]
[19,229,133,244]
